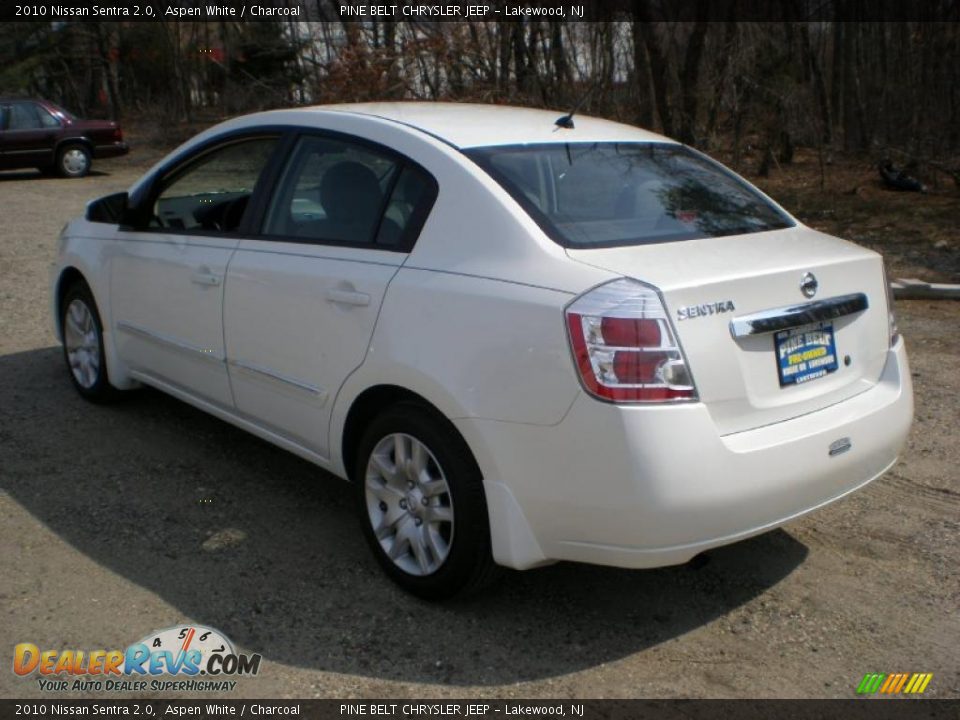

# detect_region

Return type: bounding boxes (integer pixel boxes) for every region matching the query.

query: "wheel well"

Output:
[341,385,459,482]
[55,267,86,336]
[55,138,93,157]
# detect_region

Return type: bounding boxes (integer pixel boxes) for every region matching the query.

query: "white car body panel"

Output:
[567,226,890,435]
[456,339,911,569]
[317,101,675,149]
[111,230,238,407]
[51,103,914,573]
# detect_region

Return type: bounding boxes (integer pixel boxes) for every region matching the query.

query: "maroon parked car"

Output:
[0,98,129,178]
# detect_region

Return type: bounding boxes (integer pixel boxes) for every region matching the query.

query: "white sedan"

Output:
[51,103,913,598]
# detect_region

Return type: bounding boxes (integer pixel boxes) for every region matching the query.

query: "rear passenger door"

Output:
[223,133,436,459]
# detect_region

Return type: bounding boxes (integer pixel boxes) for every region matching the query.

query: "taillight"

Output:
[565,278,697,403]
[882,262,899,346]
[112,127,123,141]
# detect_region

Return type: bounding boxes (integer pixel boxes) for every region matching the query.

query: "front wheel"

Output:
[60,282,117,403]
[355,404,500,600]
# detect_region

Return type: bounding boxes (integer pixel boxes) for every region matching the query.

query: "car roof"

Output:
[298,102,675,149]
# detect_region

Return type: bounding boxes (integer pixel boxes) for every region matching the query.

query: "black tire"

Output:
[57,143,92,178]
[354,403,501,600]
[60,281,118,403]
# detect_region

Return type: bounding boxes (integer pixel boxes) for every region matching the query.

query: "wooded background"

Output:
[2,10,959,181]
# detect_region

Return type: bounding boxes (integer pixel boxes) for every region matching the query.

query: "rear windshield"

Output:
[465,143,794,248]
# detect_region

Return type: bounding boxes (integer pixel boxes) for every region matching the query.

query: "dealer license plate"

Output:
[775,322,839,386]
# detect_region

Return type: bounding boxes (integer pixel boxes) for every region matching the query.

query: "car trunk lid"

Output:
[566,225,891,435]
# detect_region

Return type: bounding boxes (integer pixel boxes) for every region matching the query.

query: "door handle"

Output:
[325,288,371,307]
[191,271,221,287]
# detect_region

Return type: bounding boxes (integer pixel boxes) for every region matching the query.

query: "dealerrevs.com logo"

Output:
[14,625,261,693]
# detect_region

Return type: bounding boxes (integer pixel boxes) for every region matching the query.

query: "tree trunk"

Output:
[679,17,709,145]
[92,23,121,120]
[800,22,831,146]
[830,15,843,148]
[549,21,569,103]
[512,23,530,95]
[631,20,654,128]
[704,21,737,148]
[632,2,674,137]
[842,18,867,150]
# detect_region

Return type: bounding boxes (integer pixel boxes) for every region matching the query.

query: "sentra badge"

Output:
[677,300,736,321]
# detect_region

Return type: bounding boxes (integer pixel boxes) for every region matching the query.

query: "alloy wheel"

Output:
[364,433,454,576]
[63,298,100,388]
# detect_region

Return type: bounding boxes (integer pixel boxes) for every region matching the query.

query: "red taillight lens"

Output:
[565,279,697,403]
[112,127,123,141]
[601,317,661,347]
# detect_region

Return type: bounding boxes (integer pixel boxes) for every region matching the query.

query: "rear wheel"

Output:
[60,281,117,403]
[57,144,91,178]
[355,403,500,599]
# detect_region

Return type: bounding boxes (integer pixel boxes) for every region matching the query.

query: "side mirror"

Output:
[85,192,130,225]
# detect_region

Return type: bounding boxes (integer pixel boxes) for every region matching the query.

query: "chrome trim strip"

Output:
[729,292,869,338]
[116,321,225,363]
[229,358,326,400]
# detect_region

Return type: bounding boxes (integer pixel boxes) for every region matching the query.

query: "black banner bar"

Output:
[2,700,960,720]
[1,0,958,23]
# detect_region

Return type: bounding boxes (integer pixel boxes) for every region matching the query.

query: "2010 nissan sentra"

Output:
[50,103,913,599]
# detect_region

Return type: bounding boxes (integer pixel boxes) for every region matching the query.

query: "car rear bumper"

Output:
[93,141,129,159]
[457,338,913,571]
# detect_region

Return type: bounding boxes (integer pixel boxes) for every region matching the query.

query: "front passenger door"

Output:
[111,135,280,408]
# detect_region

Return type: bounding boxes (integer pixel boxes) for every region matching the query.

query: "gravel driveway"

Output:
[1,160,957,699]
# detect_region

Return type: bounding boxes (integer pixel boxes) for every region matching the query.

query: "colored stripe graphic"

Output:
[905,673,933,694]
[880,674,898,693]
[181,627,196,652]
[857,673,885,694]
[857,672,932,695]
[893,674,909,693]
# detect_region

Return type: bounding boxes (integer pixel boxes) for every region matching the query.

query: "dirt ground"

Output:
[0,149,958,700]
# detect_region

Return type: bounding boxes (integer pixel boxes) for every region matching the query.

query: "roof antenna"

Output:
[554,83,599,130]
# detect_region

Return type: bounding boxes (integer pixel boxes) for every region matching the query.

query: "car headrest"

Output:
[320,161,382,222]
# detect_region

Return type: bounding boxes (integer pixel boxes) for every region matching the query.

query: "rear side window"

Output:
[377,165,435,247]
[262,135,437,250]
[263,136,397,244]
[466,143,794,248]
[7,103,44,131]
[152,137,278,232]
